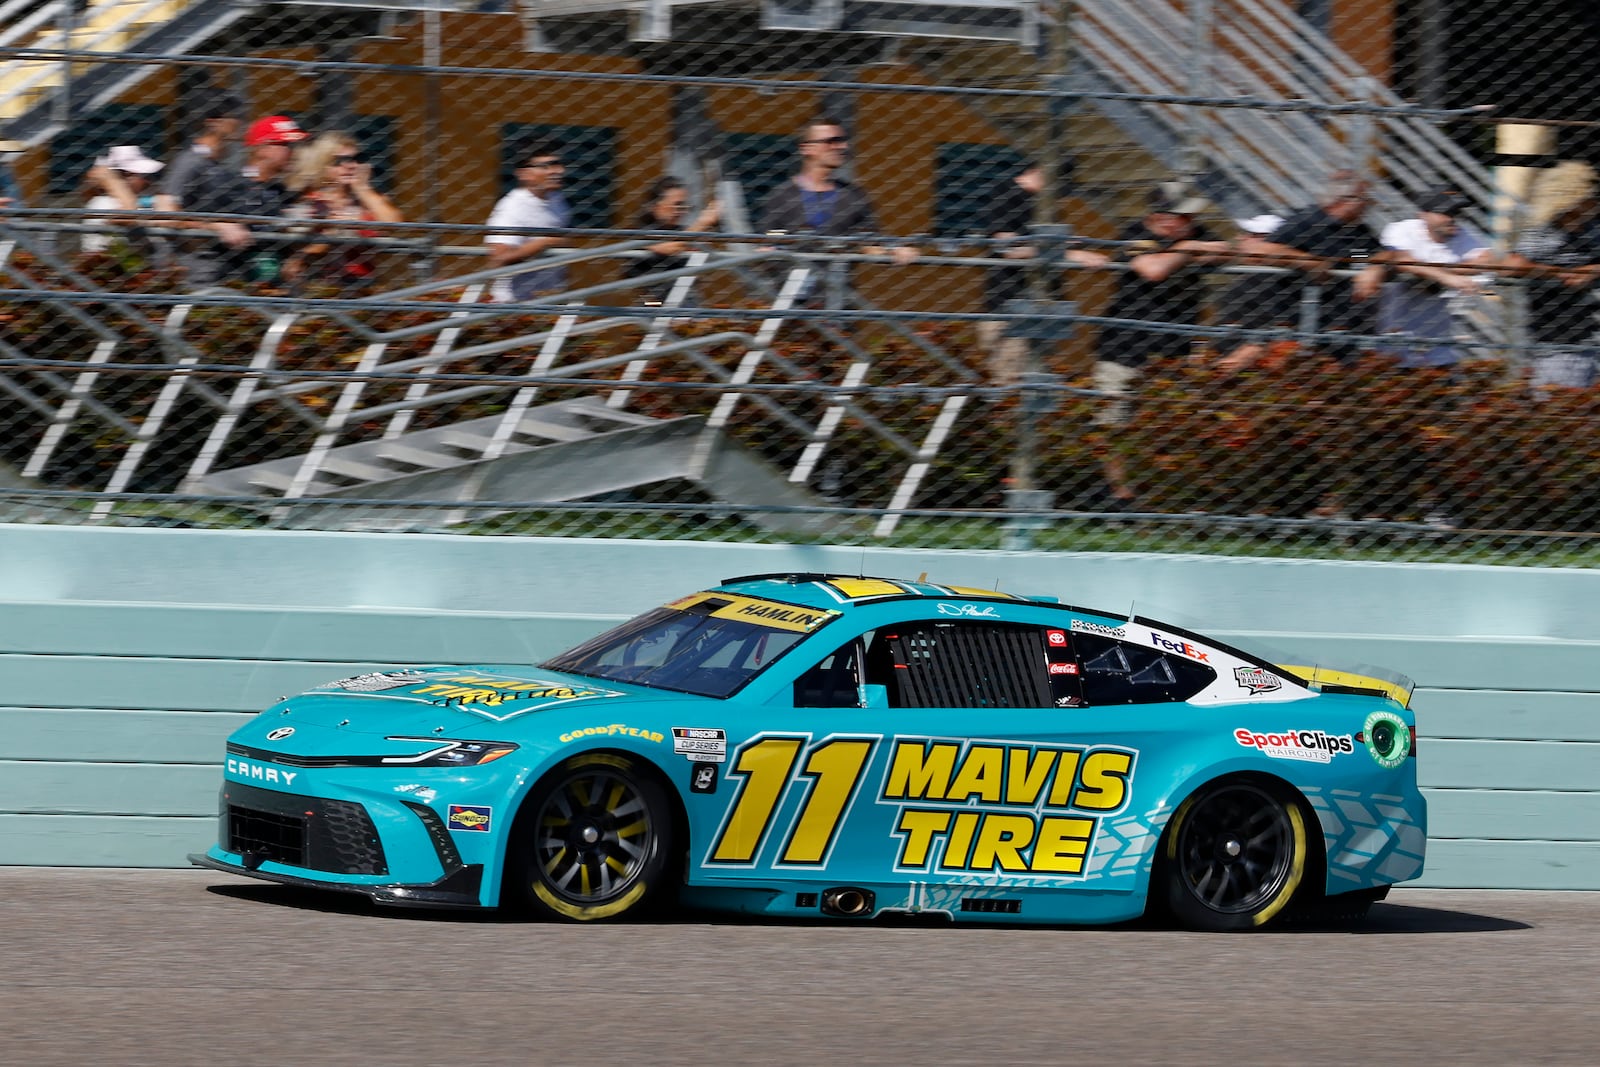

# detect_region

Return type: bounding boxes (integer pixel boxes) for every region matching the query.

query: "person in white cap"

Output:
[82,145,164,255]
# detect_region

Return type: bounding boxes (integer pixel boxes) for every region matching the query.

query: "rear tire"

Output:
[1163,779,1307,932]
[509,753,672,922]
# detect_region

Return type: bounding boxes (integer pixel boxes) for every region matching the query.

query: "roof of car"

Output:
[716,573,1054,611]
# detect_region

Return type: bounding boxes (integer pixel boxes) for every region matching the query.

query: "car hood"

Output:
[262,665,662,738]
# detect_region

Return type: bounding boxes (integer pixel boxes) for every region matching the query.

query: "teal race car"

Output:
[192,572,1424,931]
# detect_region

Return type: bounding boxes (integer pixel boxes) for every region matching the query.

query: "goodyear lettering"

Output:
[1151,634,1209,662]
[557,724,666,744]
[881,739,1137,878]
[225,758,298,787]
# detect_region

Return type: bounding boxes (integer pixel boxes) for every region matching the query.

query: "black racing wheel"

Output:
[511,753,672,922]
[1162,779,1308,931]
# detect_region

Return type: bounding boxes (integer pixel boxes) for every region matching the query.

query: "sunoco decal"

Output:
[447,804,492,832]
[1234,728,1353,763]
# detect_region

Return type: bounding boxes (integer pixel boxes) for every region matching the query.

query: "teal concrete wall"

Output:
[3,523,1597,887]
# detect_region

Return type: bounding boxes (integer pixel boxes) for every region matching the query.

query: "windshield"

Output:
[541,594,830,698]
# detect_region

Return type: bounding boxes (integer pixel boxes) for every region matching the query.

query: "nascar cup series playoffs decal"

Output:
[673,727,727,763]
[1362,710,1412,769]
[1234,727,1354,763]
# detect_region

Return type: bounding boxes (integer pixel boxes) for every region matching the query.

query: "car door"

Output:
[689,614,1169,894]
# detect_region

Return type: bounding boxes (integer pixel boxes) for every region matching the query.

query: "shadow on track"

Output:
[204,882,1529,934]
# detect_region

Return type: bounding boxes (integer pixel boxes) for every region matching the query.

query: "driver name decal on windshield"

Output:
[665,592,838,633]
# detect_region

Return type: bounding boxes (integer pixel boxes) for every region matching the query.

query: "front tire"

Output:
[510,753,672,922]
[1163,779,1307,931]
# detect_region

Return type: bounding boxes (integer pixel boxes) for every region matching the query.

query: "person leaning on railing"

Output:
[622,175,720,304]
[1503,161,1600,390]
[81,144,164,260]
[1219,169,1386,367]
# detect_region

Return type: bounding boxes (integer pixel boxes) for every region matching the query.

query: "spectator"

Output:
[623,176,720,303]
[82,145,163,256]
[1233,170,1385,363]
[234,115,309,284]
[759,120,917,265]
[155,90,248,286]
[1504,161,1600,388]
[1375,186,1493,368]
[485,140,571,302]
[1094,182,1235,505]
[282,131,403,290]
[980,161,1110,386]
[1214,213,1295,372]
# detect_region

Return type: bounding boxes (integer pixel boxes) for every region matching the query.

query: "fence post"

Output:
[1493,123,1555,378]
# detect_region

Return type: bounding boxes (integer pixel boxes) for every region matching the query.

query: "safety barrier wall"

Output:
[3,522,1597,889]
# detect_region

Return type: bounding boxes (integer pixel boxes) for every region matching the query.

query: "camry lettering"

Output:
[225,758,298,787]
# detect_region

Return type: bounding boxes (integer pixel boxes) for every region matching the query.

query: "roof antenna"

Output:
[858,546,867,578]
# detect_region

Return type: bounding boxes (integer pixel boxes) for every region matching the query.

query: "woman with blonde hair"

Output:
[1506,161,1600,388]
[283,131,402,288]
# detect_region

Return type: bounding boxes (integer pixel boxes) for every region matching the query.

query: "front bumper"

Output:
[193,778,494,908]
[189,849,485,908]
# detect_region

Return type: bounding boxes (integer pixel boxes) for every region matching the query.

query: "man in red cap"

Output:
[235,114,308,284]
[157,102,306,287]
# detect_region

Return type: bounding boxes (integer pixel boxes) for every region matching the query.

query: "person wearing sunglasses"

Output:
[758,120,917,267]
[282,131,403,289]
[485,141,572,302]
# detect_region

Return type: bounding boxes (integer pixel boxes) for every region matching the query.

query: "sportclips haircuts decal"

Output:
[1234,727,1353,763]
[703,735,1136,879]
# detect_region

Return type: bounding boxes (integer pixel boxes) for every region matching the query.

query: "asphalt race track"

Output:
[3,869,1596,1065]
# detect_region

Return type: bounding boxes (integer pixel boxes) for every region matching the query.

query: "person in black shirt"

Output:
[980,161,1109,385]
[758,120,919,286]
[1505,161,1600,388]
[1094,183,1236,505]
[1231,170,1385,363]
[623,176,720,304]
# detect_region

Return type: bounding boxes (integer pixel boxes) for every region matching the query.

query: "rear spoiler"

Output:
[1278,665,1414,709]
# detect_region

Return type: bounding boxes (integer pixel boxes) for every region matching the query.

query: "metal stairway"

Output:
[194,394,833,532]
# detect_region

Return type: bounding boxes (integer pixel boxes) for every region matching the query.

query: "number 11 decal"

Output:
[708,735,876,866]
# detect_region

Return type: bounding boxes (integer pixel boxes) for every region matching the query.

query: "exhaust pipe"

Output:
[820,886,875,917]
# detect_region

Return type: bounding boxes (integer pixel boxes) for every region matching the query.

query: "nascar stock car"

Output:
[192,573,1423,931]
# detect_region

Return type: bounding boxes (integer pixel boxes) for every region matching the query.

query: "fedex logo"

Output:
[1151,634,1209,662]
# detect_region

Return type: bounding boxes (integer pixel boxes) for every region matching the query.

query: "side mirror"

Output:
[858,683,889,709]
